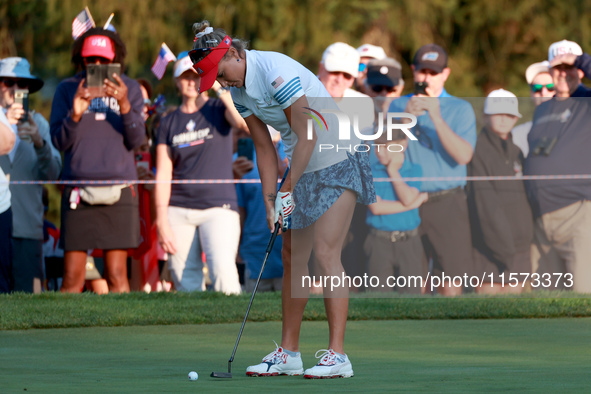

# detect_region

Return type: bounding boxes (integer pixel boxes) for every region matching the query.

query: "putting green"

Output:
[1,319,590,392]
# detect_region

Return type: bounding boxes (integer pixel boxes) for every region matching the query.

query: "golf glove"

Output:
[275,191,294,230]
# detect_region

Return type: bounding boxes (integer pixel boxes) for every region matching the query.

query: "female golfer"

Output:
[190,21,375,379]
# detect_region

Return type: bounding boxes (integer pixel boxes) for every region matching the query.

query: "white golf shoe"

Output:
[246,342,304,377]
[303,349,354,379]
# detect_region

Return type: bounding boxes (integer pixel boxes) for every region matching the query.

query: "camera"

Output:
[14,89,29,122]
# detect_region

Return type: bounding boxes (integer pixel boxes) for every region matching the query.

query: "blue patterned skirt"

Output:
[291,151,376,229]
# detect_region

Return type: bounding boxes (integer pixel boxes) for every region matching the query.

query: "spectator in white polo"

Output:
[511,60,555,157]
[356,44,387,95]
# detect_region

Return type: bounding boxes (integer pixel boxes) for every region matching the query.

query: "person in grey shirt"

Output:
[0,57,62,293]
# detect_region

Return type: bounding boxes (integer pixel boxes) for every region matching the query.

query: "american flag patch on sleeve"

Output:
[271,76,285,89]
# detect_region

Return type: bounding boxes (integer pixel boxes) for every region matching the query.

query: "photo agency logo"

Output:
[304,108,418,153]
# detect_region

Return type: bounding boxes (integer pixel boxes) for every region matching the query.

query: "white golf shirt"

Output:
[231,50,356,173]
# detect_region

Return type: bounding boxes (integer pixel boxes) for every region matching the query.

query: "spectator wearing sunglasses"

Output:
[356,44,387,95]
[388,44,477,296]
[511,61,555,157]
[365,58,404,116]
[524,40,591,293]
[0,57,62,293]
[318,42,368,99]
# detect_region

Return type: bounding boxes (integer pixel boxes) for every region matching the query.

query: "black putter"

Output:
[211,168,289,379]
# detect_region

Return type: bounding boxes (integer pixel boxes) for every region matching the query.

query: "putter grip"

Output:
[266,222,280,253]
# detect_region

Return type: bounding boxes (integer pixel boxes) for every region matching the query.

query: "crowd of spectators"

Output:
[1,25,590,295]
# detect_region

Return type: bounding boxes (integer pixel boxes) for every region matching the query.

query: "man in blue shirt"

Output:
[389,44,477,295]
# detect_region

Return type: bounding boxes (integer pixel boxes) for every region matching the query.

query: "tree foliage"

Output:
[1,0,590,118]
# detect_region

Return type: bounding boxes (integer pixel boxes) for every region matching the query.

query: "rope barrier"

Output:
[3,173,591,185]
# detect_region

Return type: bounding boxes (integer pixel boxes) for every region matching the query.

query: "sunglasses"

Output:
[0,78,29,88]
[531,83,555,93]
[328,71,354,80]
[84,56,111,64]
[370,85,396,93]
[188,47,214,65]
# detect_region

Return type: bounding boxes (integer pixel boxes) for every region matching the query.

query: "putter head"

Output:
[210,371,232,378]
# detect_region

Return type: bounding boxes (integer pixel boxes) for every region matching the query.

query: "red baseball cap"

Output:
[81,35,115,61]
[189,35,232,93]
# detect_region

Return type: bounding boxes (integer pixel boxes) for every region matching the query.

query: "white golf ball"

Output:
[188,371,198,381]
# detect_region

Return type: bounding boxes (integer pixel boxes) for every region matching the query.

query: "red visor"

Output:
[190,35,232,93]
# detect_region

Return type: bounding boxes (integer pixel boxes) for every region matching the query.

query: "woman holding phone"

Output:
[0,57,62,293]
[190,21,375,379]
[50,27,146,293]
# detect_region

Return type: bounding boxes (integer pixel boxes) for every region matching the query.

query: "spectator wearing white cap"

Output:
[318,42,367,99]
[546,39,590,97]
[317,43,373,293]
[356,44,387,95]
[468,89,533,295]
[511,60,555,157]
[524,39,591,293]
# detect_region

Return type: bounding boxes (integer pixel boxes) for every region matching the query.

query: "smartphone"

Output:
[135,152,151,170]
[106,63,121,84]
[86,63,121,96]
[414,81,428,96]
[237,138,254,161]
[14,89,29,122]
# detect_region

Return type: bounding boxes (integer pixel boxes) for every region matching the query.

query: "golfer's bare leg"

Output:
[281,226,314,352]
[314,190,356,354]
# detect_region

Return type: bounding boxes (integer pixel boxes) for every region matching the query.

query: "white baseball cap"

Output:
[484,89,522,118]
[357,44,387,60]
[525,61,550,84]
[321,42,360,77]
[173,51,197,78]
[548,40,583,63]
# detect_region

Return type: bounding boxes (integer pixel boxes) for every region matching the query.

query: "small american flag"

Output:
[271,76,284,89]
[72,8,95,40]
[151,43,177,80]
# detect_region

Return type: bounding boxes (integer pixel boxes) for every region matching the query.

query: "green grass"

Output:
[1,291,591,330]
[1,319,590,392]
